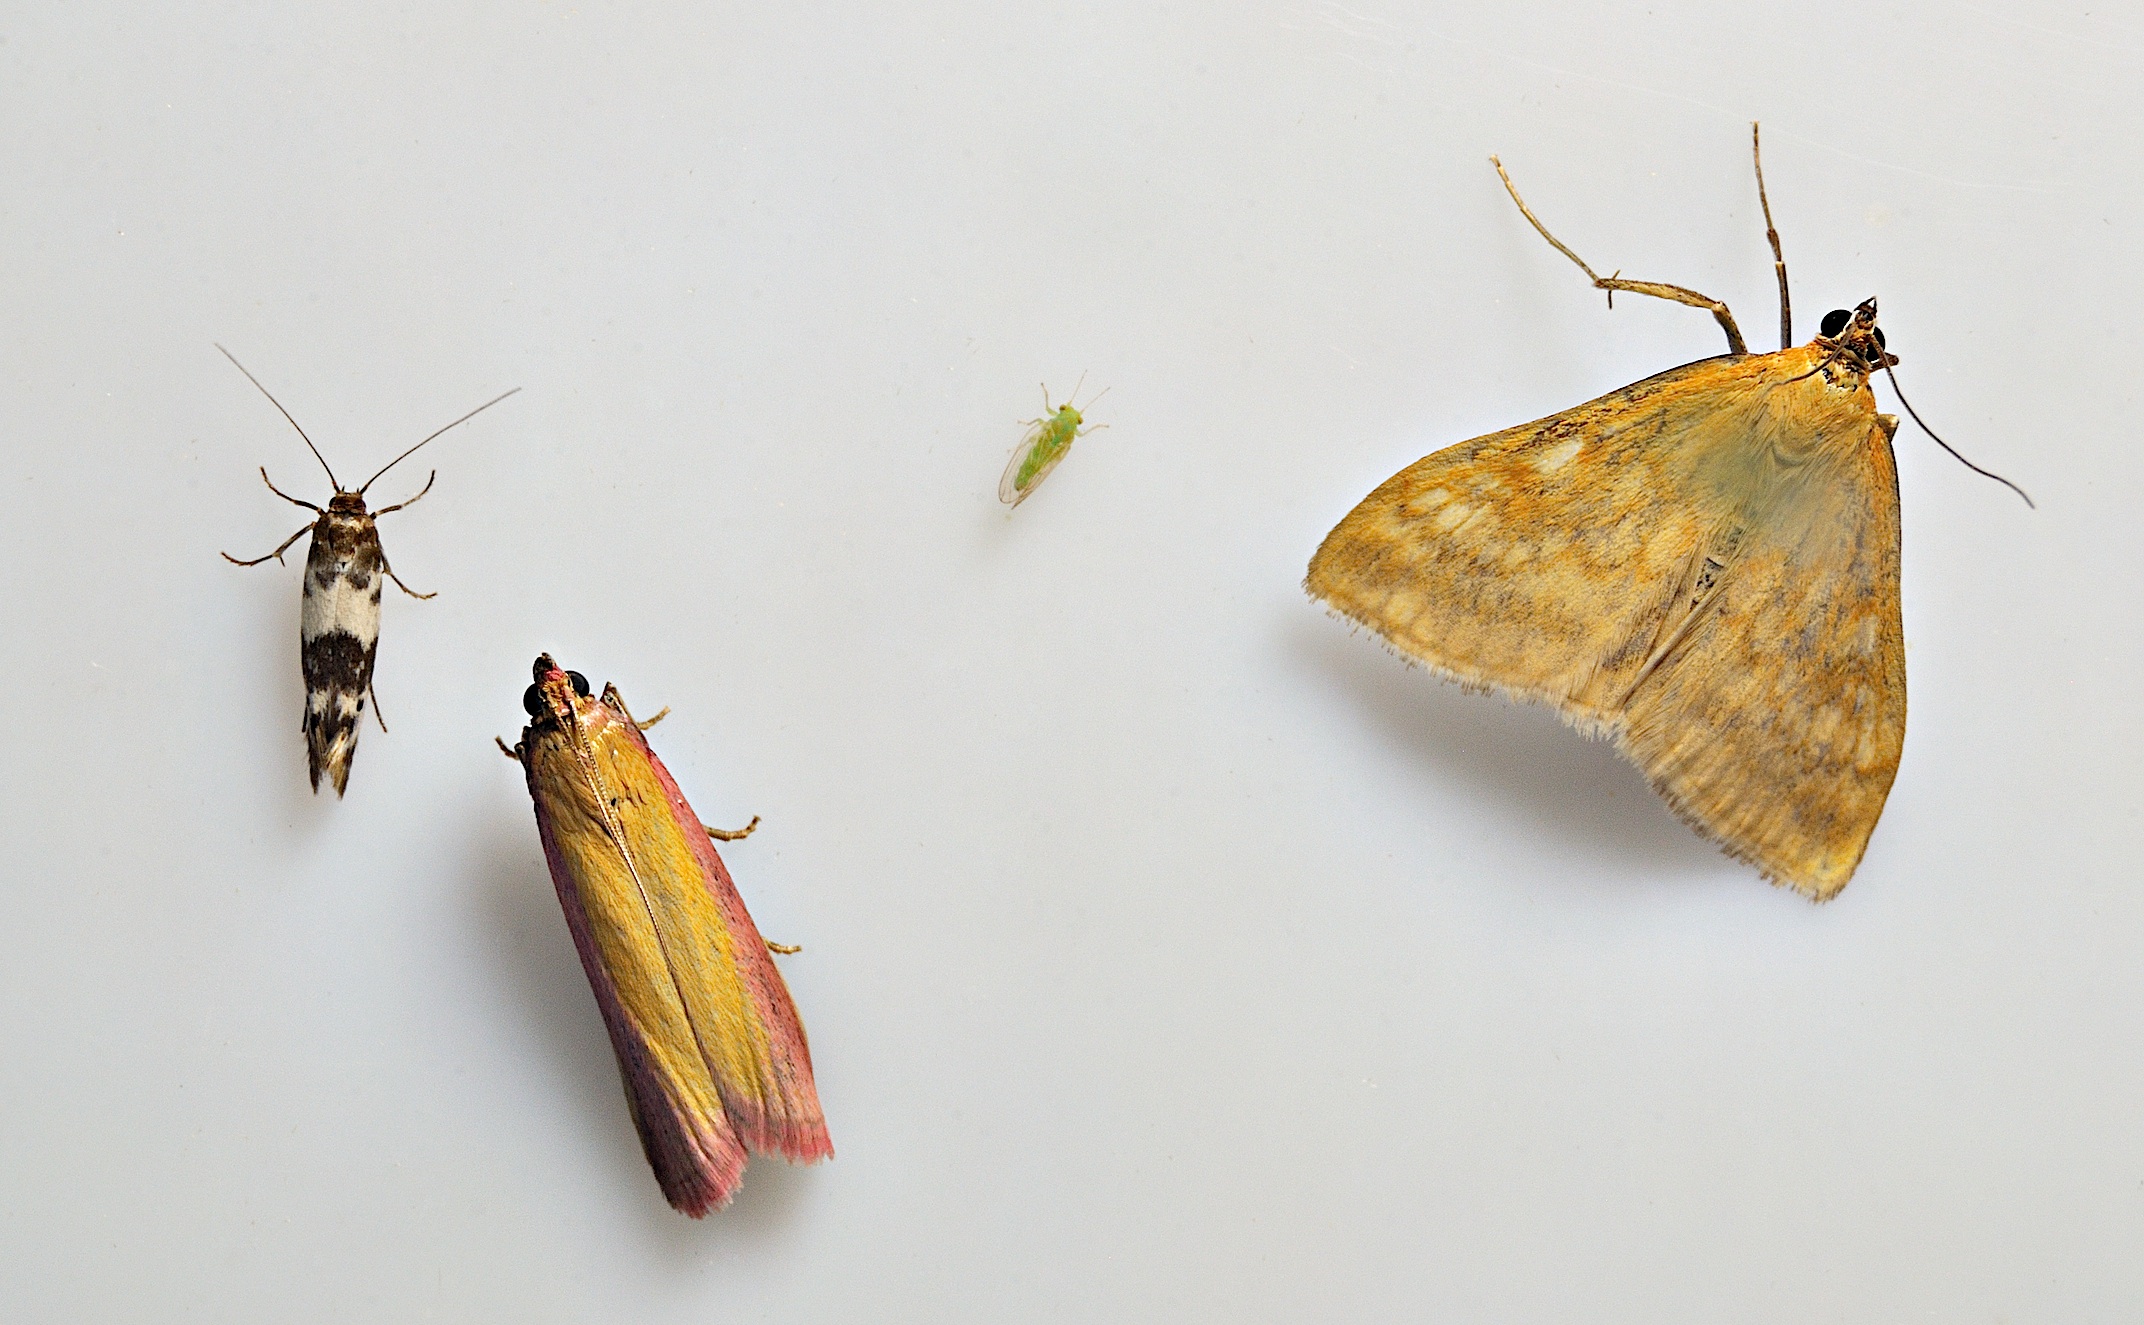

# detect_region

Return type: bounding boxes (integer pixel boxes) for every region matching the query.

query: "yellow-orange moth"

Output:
[500,655,830,1213]
[1307,125,2028,900]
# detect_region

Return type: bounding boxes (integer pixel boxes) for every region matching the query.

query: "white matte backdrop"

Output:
[4,2,2141,1320]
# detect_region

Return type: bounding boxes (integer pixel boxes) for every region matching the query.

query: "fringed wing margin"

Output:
[1306,357,1752,728]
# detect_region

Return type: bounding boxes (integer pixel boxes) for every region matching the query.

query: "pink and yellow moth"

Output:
[499,654,832,1214]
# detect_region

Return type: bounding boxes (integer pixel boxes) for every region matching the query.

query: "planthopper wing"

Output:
[999,405,1090,507]
[1307,347,1905,898]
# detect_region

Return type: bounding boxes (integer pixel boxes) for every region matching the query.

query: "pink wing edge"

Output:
[527,771,752,1217]
[620,718,835,1167]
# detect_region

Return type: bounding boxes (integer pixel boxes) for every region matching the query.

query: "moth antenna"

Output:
[1881,361,2034,509]
[218,344,340,491]
[357,387,521,495]
[1752,122,1791,350]
[1768,354,1832,390]
[1490,156,1748,355]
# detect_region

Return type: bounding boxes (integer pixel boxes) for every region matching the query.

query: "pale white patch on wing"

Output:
[301,562,383,646]
[1430,502,1477,534]
[1533,437,1584,474]
[307,688,363,724]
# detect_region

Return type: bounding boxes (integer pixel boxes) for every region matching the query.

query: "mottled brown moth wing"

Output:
[1307,345,1905,898]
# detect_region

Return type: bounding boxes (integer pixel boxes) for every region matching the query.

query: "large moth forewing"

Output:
[499,654,832,1215]
[219,346,517,795]
[1306,125,2028,900]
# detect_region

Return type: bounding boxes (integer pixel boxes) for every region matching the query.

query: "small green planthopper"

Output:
[998,380,1106,508]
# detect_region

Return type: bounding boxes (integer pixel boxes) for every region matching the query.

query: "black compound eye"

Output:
[1873,326,1887,349]
[567,670,592,697]
[1820,309,1851,338]
[522,684,546,717]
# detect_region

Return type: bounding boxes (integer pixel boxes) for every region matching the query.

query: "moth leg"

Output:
[221,521,313,567]
[378,550,436,600]
[1751,122,1791,350]
[259,467,324,513]
[764,939,802,956]
[371,470,436,517]
[368,678,389,733]
[597,683,666,731]
[1491,156,1748,355]
[705,815,760,842]
[495,736,523,761]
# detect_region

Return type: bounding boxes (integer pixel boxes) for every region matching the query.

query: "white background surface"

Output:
[4,2,2141,1319]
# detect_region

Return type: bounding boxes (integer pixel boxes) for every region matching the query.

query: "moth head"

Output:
[523,653,594,726]
[1815,298,1900,372]
[326,490,370,515]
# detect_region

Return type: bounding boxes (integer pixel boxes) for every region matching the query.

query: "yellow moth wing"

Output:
[1307,346,1905,897]
[1621,400,1905,898]
[1310,356,1757,722]
[526,712,742,1128]
[526,694,823,1142]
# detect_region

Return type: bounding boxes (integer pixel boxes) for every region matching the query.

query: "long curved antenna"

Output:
[1491,155,1748,355]
[1752,122,1791,350]
[217,344,339,490]
[357,387,520,495]
[1881,362,2034,509]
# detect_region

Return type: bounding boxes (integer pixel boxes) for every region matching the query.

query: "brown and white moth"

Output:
[219,346,517,795]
